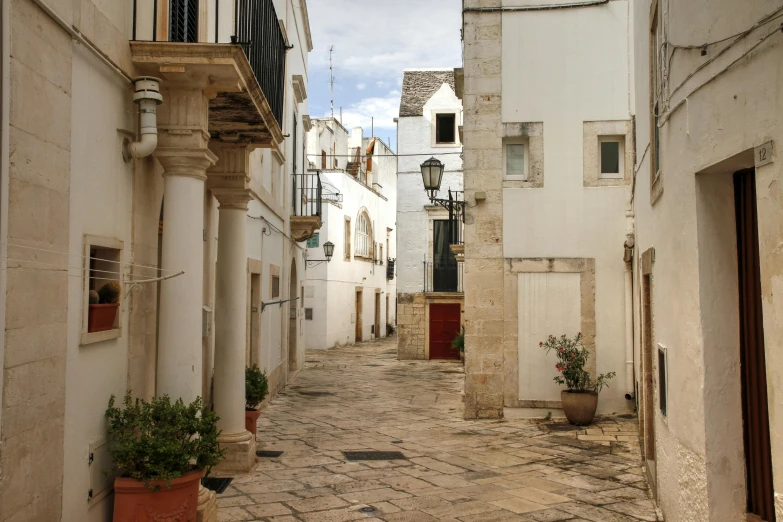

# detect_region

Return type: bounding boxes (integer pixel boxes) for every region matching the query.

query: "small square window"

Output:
[435,113,456,144]
[599,137,624,179]
[305,308,313,320]
[82,236,124,345]
[306,233,320,248]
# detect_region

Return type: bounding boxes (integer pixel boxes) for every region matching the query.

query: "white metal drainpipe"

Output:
[624,209,636,400]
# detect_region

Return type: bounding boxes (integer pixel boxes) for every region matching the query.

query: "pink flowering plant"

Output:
[540,333,615,393]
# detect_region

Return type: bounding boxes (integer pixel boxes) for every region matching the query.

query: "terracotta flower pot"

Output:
[561,390,598,426]
[88,303,119,332]
[245,409,261,435]
[113,469,205,522]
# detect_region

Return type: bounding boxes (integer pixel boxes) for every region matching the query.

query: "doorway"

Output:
[734,168,774,521]
[288,260,297,370]
[385,295,389,335]
[374,292,381,339]
[355,289,363,343]
[249,273,261,367]
[641,269,656,494]
[429,303,461,360]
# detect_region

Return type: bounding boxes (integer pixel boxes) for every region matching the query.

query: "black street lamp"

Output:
[306,241,335,267]
[420,158,465,245]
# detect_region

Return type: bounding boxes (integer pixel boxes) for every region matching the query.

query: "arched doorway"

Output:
[288,258,298,370]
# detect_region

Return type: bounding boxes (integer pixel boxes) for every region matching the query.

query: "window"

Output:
[504,141,528,180]
[321,150,327,169]
[344,217,351,260]
[82,236,123,344]
[379,245,384,265]
[599,137,624,179]
[271,276,280,298]
[306,233,320,248]
[650,0,663,202]
[435,113,456,144]
[355,212,372,258]
[305,308,313,320]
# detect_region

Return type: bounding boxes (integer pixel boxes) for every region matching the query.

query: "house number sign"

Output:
[755,141,774,167]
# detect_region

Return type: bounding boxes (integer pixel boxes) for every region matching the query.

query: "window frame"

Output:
[344,217,352,260]
[503,139,530,181]
[81,235,124,345]
[598,136,625,179]
[355,211,373,259]
[432,111,459,147]
[650,0,664,203]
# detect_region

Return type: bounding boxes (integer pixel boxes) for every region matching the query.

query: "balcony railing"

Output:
[424,261,464,293]
[292,172,322,219]
[132,0,286,124]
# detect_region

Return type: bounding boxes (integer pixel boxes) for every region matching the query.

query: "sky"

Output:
[305,0,463,151]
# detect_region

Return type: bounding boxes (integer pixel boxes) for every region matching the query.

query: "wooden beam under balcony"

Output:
[130,42,283,146]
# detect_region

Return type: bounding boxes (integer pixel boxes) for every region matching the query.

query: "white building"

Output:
[396,69,464,361]
[303,119,397,349]
[0,0,315,520]
[460,2,634,418]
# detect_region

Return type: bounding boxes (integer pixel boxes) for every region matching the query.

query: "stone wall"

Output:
[462,3,505,419]
[396,293,426,359]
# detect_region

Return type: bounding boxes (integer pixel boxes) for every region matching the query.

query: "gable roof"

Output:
[399,70,456,117]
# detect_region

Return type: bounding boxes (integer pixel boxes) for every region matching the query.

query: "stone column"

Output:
[208,143,256,472]
[462,3,506,419]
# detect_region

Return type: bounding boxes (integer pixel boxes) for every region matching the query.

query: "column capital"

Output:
[155,148,218,181]
[212,188,253,210]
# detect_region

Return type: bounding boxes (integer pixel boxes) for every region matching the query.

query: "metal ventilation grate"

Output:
[256,450,284,458]
[342,451,407,461]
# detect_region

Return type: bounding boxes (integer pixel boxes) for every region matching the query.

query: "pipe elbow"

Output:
[127,132,158,160]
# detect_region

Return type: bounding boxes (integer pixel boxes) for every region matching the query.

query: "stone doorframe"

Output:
[503,258,596,408]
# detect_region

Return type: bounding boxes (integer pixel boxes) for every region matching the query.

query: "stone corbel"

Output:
[207,141,254,192]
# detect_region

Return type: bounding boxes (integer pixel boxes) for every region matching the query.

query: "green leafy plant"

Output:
[387,323,396,336]
[89,290,100,304]
[98,281,121,304]
[105,393,223,485]
[541,333,615,393]
[245,365,269,411]
[451,326,465,352]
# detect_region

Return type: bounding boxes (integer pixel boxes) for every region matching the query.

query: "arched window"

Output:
[355,211,372,258]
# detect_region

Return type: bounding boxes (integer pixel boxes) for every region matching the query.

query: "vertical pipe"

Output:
[215,0,219,42]
[624,262,634,398]
[132,0,137,40]
[153,0,158,40]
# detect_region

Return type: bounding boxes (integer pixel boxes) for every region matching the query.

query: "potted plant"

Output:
[451,326,465,362]
[106,393,223,522]
[88,281,120,332]
[541,333,616,426]
[245,365,269,435]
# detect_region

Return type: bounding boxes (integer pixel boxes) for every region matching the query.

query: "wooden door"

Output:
[375,293,381,339]
[735,169,774,521]
[429,303,461,360]
[355,290,362,343]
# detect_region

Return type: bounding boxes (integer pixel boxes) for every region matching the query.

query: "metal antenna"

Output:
[329,45,335,121]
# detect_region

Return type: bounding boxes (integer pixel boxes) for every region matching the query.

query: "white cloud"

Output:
[308,0,462,78]
[323,91,401,134]
[356,83,367,90]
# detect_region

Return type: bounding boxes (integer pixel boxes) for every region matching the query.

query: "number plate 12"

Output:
[755,141,774,167]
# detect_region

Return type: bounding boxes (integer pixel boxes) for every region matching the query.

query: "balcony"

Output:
[424,261,464,293]
[291,172,323,242]
[130,0,286,145]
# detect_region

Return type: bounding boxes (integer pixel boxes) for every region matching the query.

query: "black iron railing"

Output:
[387,259,396,280]
[131,0,286,124]
[424,261,464,293]
[292,173,322,219]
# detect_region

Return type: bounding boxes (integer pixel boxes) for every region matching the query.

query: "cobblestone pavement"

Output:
[217,336,661,522]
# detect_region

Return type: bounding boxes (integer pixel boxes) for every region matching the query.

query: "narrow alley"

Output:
[217,337,660,522]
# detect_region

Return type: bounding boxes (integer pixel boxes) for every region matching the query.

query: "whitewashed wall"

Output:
[500,2,632,414]
[397,82,463,295]
[304,127,397,350]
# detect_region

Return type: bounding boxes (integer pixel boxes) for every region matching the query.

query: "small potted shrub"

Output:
[541,333,616,426]
[106,393,223,522]
[88,281,121,332]
[245,365,269,434]
[451,326,465,362]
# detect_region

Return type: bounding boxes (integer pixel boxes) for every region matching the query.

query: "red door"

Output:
[429,303,461,360]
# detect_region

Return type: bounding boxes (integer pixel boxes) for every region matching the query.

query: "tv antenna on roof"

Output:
[329,46,335,121]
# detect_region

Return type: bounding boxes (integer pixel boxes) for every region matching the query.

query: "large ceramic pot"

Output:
[561,390,598,426]
[245,409,261,435]
[113,469,205,522]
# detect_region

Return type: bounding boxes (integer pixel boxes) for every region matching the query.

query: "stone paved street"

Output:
[217,336,661,522]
